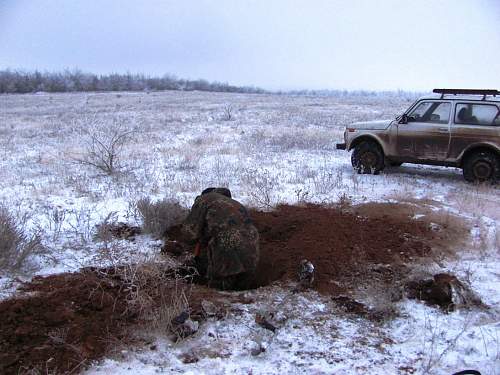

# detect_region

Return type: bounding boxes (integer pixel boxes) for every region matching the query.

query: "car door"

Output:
[396,100,452,161]
[449,102,500,160]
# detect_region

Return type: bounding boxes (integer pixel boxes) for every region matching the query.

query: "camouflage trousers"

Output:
[195,229,258,290]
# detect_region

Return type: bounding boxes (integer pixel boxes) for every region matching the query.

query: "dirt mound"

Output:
[164,203,454,294]
[0,269,136,374]
[247,204,436,294]
[0,267,227,375]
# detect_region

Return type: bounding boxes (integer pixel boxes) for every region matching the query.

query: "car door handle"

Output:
[438,127,449,133]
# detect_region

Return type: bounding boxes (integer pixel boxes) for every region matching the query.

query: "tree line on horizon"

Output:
[0,69,266,94]
[0,69,424,98]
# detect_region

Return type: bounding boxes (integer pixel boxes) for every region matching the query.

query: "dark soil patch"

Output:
[0,267,227,375]
[247,204,443,294]
[0,269,135,374]
[165,203,462,295]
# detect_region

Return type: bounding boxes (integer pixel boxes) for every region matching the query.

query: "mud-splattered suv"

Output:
[336,89,500,183]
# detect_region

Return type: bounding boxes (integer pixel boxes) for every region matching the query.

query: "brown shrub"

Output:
[0,206,45,274]
[136,197,188,238]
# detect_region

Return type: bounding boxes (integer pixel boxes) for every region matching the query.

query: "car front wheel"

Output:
[463,151,500,183]
[351,141,385,174]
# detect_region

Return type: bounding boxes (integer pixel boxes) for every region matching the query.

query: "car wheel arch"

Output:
[349,135,386,155]
[459,144,500,167]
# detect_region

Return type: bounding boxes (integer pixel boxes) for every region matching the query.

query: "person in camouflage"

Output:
[181,188,259,290]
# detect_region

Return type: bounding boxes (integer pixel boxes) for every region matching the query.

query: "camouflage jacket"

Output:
[182,192,259,279]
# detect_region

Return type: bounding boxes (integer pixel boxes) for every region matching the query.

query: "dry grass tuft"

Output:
[110,258,196,340]
[0,206,45,274]
[137,198,188,238]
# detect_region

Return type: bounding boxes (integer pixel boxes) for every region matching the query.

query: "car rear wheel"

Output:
[351,141,385,174]
[462,151,500,183]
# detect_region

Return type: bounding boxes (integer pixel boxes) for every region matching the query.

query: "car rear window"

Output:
[455,103,499,126]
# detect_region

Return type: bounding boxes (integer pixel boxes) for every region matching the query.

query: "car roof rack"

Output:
[433,88,499,100]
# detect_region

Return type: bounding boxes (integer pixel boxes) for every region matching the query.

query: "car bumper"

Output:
[336,143,346,150]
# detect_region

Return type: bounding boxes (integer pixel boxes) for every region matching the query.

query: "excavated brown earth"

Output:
[247,203,455,294]
[0,269,134,374]
[0,268,226,375]
[0,203,465,374]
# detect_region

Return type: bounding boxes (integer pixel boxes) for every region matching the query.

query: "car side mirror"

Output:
[399,114,408,124]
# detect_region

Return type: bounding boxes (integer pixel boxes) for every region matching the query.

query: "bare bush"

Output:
[209,155,235,186]
[67,205,95,245]
[312,165,345,194]
[222,104,234,121]
[242,168,280,209]
[294,188,310,204]
[73,116,134,175]
[41,205,67,242]
[420,310,473,374]
[0,206,45,273]
[94,211,119,243]
[137,197,188,238]
[176,152,201,171]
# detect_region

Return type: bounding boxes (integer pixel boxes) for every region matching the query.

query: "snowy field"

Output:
[0,90,499,374]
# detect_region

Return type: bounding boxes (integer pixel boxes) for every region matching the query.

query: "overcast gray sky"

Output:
[0,0,499,91]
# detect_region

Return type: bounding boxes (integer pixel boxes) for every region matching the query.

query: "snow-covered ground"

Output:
[0,90,498,374]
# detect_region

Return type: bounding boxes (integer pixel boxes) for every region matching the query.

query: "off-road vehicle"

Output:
[336,89,500,182]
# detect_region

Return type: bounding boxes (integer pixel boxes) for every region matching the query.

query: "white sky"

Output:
[0,0,499,91]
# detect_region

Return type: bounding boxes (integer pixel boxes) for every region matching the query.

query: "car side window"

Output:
[455,103,499,126]
[408,101,450,124]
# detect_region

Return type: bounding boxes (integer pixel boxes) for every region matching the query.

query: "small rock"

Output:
[171,318,199,339]
[170,311,199,340]
[297,259,315,289]
[180,351,199,364]
[171,311,189,325]
[201,300,218,317]
[251,344,265,356]
[184,319,199,332]
[255,313,277,333]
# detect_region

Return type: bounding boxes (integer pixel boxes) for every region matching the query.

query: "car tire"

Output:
[462,151,500,183]
[351,141,385,174]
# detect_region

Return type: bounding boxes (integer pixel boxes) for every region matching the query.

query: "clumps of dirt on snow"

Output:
[406,273,484,311]
[106,223,142,241]
[331,295,394,321]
